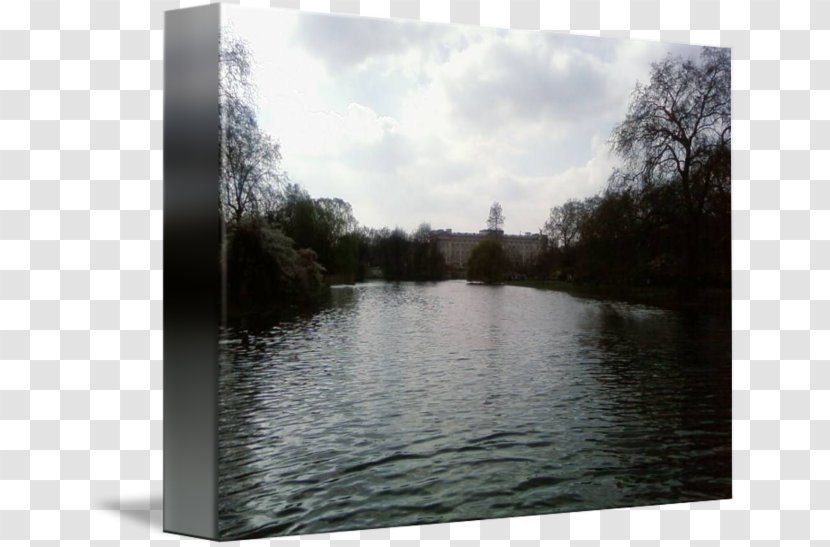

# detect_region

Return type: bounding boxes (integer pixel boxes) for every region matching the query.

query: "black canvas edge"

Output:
[163,3,222,540]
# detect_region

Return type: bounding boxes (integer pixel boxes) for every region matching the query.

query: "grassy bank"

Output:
[506,279,731,314]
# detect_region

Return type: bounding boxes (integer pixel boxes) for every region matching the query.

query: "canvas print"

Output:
[214,5,731,539]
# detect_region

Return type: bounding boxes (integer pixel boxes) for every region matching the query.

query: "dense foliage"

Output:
[225,216,326,313]
[467,237,509,284]
[540,47,730,291]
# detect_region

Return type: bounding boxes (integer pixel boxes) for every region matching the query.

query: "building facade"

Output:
[431,229,545,271]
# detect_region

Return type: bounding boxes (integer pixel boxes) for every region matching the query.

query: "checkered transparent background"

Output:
[0,0,826,543]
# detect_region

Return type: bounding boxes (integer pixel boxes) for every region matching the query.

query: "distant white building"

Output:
[430,229,545,270]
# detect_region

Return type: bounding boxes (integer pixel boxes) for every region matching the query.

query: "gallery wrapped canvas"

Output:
[164,4,731,540]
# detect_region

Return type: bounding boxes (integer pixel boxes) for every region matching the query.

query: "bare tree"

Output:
[413,222,432,244]
[487,202,505,232]
[611,48,730,198]
[610,47,730,285]
[219,30,284,223]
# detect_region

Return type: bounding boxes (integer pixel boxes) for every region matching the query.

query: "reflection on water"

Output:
[218,281,731,539]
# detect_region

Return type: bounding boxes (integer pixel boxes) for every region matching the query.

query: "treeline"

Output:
[269,184,448,283]
[219,32,457,315]
[226,184,450,314]
[361,224,448,282]
[537,47,731,292]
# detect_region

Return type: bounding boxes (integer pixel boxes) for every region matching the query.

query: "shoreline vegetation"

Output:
[219,31,730,322]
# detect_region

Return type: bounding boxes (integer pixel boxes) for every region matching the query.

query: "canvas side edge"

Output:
[163,3,221,540]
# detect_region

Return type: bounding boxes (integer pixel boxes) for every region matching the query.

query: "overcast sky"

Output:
[223,6,707,234]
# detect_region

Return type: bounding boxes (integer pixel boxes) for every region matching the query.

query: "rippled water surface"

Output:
[218,281,731,538]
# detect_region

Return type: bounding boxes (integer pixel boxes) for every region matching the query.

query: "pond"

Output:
[218,280,731,538]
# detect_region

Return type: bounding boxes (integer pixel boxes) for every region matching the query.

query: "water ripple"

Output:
[218,281,730,539]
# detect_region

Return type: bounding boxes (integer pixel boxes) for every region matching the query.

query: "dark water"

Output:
[218,281,731,539]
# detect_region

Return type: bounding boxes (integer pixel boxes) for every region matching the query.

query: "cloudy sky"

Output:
[223,6,706,234]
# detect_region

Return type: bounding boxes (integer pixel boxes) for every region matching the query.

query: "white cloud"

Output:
[223,7,709,234]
